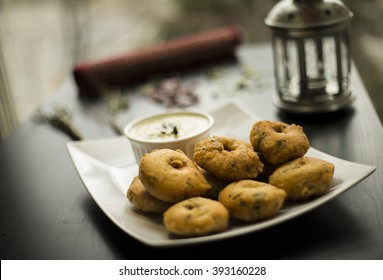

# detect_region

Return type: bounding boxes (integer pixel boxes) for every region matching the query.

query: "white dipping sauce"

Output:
[128,112,211,142]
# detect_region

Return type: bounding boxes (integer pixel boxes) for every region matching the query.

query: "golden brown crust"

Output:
[194,136,264,181]
[269,157,335,200]
[163,197,229,237]
[249,120,310,165]
[139,149,211,203]
[218,180,286,222]
[127,176,172,213]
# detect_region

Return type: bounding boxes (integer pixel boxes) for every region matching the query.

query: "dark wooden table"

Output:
[1,44,382,260]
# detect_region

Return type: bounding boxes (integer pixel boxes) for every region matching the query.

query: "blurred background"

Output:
[1,0,382,139]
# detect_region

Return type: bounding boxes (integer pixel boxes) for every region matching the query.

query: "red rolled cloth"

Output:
[73,25,242,97]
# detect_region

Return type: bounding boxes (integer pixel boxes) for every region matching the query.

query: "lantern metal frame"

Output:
[265,0,355,113]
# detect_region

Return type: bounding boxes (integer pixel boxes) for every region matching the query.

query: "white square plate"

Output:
[67,101,376,247]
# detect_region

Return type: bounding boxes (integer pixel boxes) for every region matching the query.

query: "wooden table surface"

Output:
[1,44,382,260]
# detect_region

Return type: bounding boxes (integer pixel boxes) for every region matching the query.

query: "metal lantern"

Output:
[265,0,355,113]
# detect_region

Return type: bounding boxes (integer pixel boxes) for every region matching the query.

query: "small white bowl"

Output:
[124,110,214,164]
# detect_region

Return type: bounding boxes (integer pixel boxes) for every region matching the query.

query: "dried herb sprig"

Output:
[104,89,130,117]
[32,106,83,140]
[205,66,226,80]
[236,66,257,90]
[103,89,130,135]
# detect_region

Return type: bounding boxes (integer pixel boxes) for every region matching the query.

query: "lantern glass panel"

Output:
[273,31,351,104]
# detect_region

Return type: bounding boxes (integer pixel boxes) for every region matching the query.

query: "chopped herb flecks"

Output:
[156,122,179,138]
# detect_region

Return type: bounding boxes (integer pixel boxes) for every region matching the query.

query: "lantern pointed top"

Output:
[265,0,353,29]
